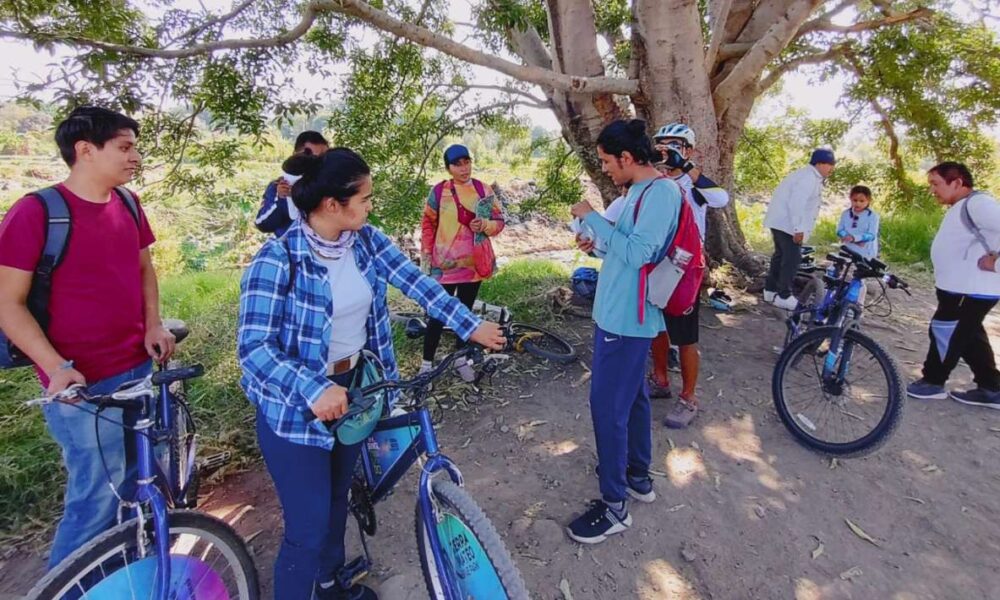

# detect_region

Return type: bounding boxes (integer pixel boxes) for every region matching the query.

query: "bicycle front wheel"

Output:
[772,326,904,457]
[510,323,576,364]
[29,510,259,600]
[416,479,528,600]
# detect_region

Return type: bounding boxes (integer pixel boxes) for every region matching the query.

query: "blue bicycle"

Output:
[309,345,529,600]
[773,246,911,456]
[26,321,259,600]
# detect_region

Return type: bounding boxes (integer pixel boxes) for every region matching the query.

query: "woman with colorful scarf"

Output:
[237,147,506,600]
[420,144,505,380]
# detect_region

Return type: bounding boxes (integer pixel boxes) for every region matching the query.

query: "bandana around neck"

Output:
[301,219,356,260]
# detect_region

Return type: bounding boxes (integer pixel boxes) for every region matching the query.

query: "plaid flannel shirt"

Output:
[238,221,482,449]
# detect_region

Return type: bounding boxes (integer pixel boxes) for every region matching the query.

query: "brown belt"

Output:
[327,352,361,376]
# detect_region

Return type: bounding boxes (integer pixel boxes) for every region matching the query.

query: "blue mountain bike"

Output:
[27,321,259,600]
[773,246,912,456]
[307,346,529,600]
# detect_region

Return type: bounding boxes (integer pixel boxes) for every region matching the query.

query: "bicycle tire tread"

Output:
[29,510,259,600]
[772,326,904,458]
[415,479,529,600]
[510,323,577,364]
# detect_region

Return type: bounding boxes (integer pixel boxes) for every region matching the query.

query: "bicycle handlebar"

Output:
[302,345,498,432]
[824,245,910,295]
[25,364,206,410]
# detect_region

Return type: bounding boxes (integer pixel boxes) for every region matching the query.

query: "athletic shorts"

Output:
[665,300,700,346]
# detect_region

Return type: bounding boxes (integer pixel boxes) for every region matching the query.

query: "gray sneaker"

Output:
[664,398,698,429]
[950,388,1000,410]
[647,375,673,399]
[906,379,947,400]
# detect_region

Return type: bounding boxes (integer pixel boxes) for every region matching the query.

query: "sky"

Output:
[0,2,882,134]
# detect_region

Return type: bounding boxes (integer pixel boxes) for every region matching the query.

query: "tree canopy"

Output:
[1,0,998,266]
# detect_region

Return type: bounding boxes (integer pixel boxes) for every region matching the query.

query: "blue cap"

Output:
[810,148,836,165]
[444,144,472,166]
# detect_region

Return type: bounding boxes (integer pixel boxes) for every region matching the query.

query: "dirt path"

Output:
[3,281,1000,600]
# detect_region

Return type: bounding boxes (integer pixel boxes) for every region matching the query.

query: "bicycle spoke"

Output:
[779,328,894,447]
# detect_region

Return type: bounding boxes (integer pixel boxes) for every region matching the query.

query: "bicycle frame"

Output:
[124,389,174,600]
[114,376,194,600]
[356,406,467,600]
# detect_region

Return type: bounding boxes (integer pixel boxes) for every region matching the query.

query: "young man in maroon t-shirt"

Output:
[0,106,176,569]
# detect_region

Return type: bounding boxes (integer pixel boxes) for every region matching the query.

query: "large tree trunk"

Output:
[507,0,812,271]
[542,0,623,203]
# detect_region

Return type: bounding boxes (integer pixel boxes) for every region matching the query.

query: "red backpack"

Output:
[633,179,705,323]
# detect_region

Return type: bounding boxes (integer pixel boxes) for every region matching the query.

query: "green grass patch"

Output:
[810,208,943,267]
[736,202,775,254]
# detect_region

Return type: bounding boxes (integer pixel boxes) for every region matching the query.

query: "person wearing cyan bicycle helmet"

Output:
[648,122,730,429]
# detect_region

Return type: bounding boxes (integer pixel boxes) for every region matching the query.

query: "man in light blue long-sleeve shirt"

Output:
[567,119,680,545]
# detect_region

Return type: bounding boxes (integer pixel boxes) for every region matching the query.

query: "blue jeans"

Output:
[589,327,652,504]
[43,360,152,569]
[257,370,365,599]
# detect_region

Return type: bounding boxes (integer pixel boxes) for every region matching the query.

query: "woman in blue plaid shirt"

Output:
[237,148,505,600]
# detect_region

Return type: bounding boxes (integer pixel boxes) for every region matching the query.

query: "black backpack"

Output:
[0,186,140,369]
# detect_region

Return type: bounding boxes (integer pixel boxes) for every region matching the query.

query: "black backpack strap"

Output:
[114,186,141,227]
[32,187,72,276]
[28,187,71,329]
[282,237,297,295]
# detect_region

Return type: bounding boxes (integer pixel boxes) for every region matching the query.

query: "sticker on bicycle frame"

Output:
[82,555,228,599]
[437,512,505,597]
[366,424,421,479]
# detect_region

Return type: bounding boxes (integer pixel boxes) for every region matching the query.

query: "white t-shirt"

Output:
[314,248,374,362]
[930,192,1000,296]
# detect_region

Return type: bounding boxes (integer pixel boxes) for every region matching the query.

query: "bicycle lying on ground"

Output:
[27,321,259,600]
[390,299,577,364]
[772,245,912,457]
[306,345,529,600]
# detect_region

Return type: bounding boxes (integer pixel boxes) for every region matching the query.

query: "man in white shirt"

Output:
[762,149,836,310]
[907,162,1000,409]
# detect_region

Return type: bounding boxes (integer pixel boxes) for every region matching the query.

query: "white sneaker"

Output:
[763,289,776,303]
[772,295,799,311]
[418,363,434,376]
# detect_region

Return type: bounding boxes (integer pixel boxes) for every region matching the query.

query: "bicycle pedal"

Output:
[197,451,231,473]
[338,556,371,587]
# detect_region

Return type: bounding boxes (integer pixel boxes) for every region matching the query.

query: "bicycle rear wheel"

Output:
[29,510,259,600]
[772,326,904,457]
[415,479,528,600]
[509,323,576,364]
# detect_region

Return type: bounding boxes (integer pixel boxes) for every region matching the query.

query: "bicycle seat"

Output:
[162,318,189,344]
[801,245,815,256]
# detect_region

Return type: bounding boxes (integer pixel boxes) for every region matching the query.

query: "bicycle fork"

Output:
[820,329,856,397]
[132,415,172,600]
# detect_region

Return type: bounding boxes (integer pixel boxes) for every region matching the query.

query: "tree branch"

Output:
[842,52,913,197]
[798,6,932,36]
[1,0,635,95]
[326,0,634,94]
[439,83,548,106]
[170,0,258,45]
[718,42,752,61]
[712,0,824,116]
[0,1,321,57]
[757,43,850,92]
[705,0,735,74]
